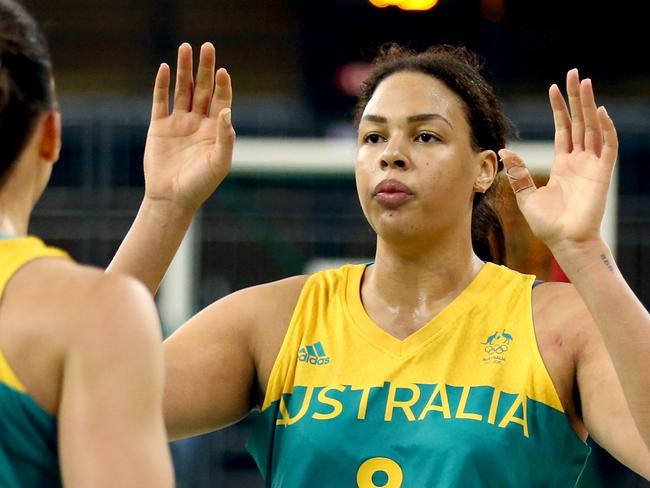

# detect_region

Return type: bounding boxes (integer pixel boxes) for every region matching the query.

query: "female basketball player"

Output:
[0,1,173,485]
[111,42,650,485]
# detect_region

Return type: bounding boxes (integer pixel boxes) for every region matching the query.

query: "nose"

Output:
[380,134,410,170]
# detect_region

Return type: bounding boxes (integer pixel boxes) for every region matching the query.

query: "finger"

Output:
[173,43,194,112]
[151,63,170,120]
[549,83,572,154]
[209,68,232,119]
[580,78,602,155]
[599,107,619,172]
[566,68,585,151]
[498,149,537,202]
[210,108,236,171]
[192,42,216,115]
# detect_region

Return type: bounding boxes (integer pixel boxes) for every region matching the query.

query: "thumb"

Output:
[499,148,536,202]
[212,108,236,170]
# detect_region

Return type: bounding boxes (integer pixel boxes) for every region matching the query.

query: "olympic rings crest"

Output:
[485,344,508,354]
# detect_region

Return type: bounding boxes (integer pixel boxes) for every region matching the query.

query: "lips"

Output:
[373,179,414,207]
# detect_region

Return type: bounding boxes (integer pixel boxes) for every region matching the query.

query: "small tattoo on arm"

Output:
[600,253,614,272]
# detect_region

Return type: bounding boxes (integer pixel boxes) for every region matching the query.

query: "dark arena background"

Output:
[23,0,650,486]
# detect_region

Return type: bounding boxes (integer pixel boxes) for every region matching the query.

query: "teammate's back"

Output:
[0,0,173,484]
[0,236,173,486]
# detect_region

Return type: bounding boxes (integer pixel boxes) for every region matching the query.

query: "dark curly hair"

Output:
[355,44,516,264]
[0,0,55,188]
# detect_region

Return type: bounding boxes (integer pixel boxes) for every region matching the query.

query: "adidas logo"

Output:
[298,341,331,365]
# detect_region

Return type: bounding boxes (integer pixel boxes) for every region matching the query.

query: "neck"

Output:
[366,227,484,311]
[0,189,31,236]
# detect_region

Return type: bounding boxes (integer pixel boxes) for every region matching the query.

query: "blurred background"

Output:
[24,0,650,486]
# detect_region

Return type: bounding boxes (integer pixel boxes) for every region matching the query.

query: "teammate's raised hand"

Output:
[143,42,235,213]
[499,69,618,252]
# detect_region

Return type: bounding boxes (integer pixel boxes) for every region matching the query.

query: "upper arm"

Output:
[573,291,650,480]
[162,275,306,441]
[162,289,256,440]
[57,272,173,487]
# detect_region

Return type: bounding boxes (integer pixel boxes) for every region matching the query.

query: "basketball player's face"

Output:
[356,71,484,242]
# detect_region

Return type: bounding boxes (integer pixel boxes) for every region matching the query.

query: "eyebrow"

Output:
[361,113,453,128]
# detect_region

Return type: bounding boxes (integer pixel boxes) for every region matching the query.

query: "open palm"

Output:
[143,43,235,212]
[499,69,618,250]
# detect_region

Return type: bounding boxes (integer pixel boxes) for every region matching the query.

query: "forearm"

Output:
[108,198,194,294]
[553,238,650,446]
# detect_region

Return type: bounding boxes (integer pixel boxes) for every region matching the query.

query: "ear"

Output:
[473,150,498,193]
[38,111,62,164]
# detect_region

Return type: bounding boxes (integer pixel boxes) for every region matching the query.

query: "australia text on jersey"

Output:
[276,382,530,438]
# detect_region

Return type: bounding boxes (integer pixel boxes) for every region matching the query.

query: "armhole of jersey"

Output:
[259,274,317,411]
[527,277,590,449]
[0,350,27,393]
[526,274,566,413]
[0,244,70,409]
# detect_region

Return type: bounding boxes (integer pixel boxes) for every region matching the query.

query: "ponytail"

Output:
[471,188,506,265]
[0,56,9,111]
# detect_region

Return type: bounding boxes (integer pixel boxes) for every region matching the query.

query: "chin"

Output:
[373,216,425,242]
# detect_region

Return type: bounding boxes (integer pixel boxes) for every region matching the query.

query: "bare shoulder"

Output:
[0,258,161,414]
[226,274,310,303]
[5,257,159,341]
[192,274,310,397]
[245,274,310,398]
[532,280,595,348]
[197,273,310,330]
[531,280,600,372]
[531,281,596,438]
[233,274,310,317]
[170,272,309,359]
[532,280,583,311]
[236,273,310,338]
[160,273,310,434]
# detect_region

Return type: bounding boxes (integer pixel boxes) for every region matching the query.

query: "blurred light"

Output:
[369,0,440,11]
[334,61,372,97]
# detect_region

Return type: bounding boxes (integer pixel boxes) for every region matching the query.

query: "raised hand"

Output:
[143,42,235,213]
[499,69,618,252]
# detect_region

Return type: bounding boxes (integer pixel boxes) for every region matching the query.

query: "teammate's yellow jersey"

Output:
[0,236,69,487]
[247,263,590,487]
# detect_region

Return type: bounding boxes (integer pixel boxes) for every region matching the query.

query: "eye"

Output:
[364,133,385,144]
[415,132,440,143]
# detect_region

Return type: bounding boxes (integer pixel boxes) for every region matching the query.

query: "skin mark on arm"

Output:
[600,253,614,272]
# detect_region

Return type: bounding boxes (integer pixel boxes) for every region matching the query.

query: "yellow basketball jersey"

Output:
[0,236,69,487]
[248,263,590,487]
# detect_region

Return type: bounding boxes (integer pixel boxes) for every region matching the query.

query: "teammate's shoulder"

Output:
[2,259,159,360]
[13,258,156,332]
[16,258,149,307]
[63,269,161,354]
